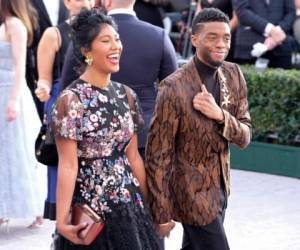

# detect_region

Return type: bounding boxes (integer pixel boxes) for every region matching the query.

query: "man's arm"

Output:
[232,0,269,35]
[60,42,81,90]
[220,64,251,149]
[278,0,296,33]
[145,81,179,224]
[158,30,178,81]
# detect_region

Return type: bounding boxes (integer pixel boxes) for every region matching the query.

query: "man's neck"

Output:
[107,8,136,16]
[194,56,218,77]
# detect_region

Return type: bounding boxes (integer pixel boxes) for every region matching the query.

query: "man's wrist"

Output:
[216,109,225,124]
[264,23,275,37]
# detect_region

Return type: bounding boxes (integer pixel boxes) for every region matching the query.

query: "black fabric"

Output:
[53,22,72,80]
[26,0,68,121]
[35,124,58,166]
[53,207,159,250]
[134,0,164,28]
[194,56,220,105]
[44,201,56,220]
[201,0,233,19]
[181,189,229,250]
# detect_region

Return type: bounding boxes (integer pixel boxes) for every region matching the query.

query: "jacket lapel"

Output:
[217,67,231,109]
[58,0,69,24]
[185,59,231,110]
[184,58,203,93]
[38,0,52,26]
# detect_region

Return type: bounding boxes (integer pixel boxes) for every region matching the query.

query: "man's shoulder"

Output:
[221,61,240,75]
[115,14,164,34]
[160,67,186,89]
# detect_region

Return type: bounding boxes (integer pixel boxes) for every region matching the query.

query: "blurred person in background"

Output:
[293,0,300,45]
[0,0,45,228]
[134,0,169,28]
[233,0,296,69]
[27,0,69,121]
[34,0,95,222]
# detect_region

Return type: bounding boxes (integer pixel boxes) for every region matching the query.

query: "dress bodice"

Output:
[0,41,14,85]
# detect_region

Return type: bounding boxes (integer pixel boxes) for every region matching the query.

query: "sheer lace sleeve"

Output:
[51,90,84,141]
[124,85,144,133]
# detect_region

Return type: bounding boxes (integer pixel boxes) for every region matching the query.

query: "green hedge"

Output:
[241,65,300,146]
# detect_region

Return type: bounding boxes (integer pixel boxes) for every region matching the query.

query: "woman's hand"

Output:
[6,100,18,122]
[56,222,88,245]
[156,221,176,238]
[35,81,51,102]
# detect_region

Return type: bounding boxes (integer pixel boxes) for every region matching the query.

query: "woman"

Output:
[52,8,159,249]
[35,0,95,222]
[0,0,44,227]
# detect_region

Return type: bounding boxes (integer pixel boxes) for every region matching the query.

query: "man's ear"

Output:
[191,34,197,48]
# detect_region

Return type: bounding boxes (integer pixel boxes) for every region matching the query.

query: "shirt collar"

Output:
[194,56,218,78]
[107,8,136,16]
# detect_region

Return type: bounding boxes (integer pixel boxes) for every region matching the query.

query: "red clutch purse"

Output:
[71,203,104,245]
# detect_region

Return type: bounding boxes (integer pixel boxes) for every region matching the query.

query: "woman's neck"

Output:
[80,67,111,89]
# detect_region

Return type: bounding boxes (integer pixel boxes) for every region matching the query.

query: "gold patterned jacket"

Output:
[145,59,251,226]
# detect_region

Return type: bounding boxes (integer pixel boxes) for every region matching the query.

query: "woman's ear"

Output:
[80,47,89,58]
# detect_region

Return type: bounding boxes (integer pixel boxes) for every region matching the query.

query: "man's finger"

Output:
[201,84,209,93]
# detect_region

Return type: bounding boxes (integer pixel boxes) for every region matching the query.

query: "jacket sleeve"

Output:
[145,80,179,224]
[278,0,296,33]
[220,64,251,149]
[158,30,178,81]
[232,0,269,35]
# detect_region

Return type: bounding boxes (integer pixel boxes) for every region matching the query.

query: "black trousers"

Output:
[181,189,229,250]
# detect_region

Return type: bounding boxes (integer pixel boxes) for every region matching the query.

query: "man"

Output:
[61,0,177,160]
[27,0,68,120]
[232,0,296,69]
[145,8,251,250]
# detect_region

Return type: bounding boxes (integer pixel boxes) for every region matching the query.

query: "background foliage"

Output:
[241,65,300,146]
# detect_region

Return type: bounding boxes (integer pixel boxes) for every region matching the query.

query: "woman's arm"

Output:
[125,134,148,200]
[55,137,86,244]
[5,17,27,122]
[35,27,60,102]
[230,11,239,32]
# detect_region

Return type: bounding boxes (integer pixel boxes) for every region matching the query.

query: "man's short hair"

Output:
[192,8,230,35]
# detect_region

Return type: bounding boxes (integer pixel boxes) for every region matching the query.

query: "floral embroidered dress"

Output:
[52,79,159,250]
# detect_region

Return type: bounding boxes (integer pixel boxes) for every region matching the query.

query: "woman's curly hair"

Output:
[71,8,118,66]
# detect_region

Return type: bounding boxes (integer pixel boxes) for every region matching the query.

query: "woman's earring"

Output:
[85,55,93,66]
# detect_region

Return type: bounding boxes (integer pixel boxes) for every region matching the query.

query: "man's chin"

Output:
[210,60,224,68]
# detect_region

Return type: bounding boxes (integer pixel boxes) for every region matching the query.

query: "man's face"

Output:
[191,22,231,68]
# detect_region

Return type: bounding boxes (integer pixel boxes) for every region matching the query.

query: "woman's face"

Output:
[87,24,122,74]
[65,0,95,16]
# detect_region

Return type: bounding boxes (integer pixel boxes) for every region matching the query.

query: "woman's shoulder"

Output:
[62,79,84,95]
[112,81,136,98]
[40,26,60,44]
[5,17,26,33]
